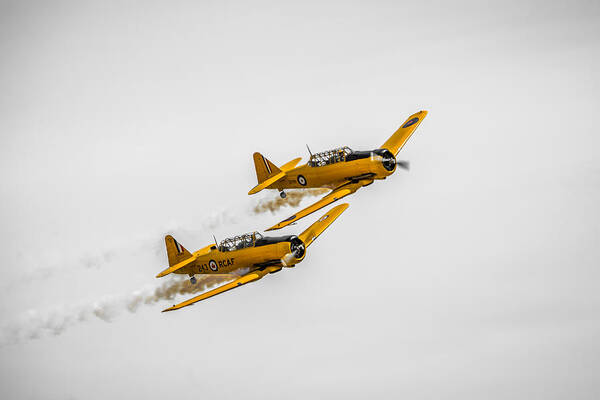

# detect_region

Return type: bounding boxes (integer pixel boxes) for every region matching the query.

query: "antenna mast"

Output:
[306,144,313,157]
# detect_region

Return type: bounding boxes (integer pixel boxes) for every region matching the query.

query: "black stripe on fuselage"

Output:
[255,235,296,248]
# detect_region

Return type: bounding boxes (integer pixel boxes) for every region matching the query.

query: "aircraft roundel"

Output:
[297,175,307,186]
[402,117,419,129]
[282,214,297,222]
[209,260,218,271]
[318,214,329,222]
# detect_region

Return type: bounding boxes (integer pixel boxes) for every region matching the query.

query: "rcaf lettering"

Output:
[218,258,235,268]
[199,258,234,272]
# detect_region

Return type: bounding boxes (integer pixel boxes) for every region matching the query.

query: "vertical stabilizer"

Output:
[253,152,282,184]
[165,235,193,267]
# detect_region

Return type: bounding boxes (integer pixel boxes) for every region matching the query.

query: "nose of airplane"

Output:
[281,237,306,267]
[378,149,396,171]
[290,237,305,259]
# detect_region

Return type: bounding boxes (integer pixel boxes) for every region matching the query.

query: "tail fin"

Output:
[165,235,193,267]
[253,152,282,184]
[249,152,288,195]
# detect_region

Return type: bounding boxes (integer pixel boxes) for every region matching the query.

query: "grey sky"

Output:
[1,1,599,399]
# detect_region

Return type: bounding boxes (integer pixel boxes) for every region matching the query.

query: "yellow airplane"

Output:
[248,110,428,231]
[156,203,349,312]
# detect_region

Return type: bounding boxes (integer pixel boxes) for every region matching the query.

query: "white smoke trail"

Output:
[0,189,331,347]
[2,209,246,292]
[0,275,233,347]
[5,191,324,291]
[4,190,328,293]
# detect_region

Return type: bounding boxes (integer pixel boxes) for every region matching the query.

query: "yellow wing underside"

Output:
[162,266,282,312]
[381,110,428,156]
[266,180,368,231]
[298,203,349,248]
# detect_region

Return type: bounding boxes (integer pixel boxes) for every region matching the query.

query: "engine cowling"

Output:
[290,236,305,259]
[282,236,306,267]
[374,148,396,171]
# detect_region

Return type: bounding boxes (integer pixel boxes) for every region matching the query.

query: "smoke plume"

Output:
[5,190,328,292]
[126,274,234,312]
[2,205,244,291]
[253,189,328,214]
[1,189,331,347]
[0,275,233,347]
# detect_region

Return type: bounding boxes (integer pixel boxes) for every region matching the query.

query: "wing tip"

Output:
[337,202,350,211]
[326,202,350,213]
[249,183,265,195]
[324,202,350,220]
[405,109,428,122]
[155,270,170,278]
[266,213,299,231]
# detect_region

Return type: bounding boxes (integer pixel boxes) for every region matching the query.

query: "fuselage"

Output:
[271,148,396,190]
[176,235,306,276]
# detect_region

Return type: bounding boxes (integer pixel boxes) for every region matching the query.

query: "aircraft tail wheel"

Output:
[280,191,286,199]
[190,276,197,284]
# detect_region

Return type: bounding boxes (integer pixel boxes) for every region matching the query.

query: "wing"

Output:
[162,266,282,312]
[299,203,349,248]
[265,180,369,231]
[381,110,428,156]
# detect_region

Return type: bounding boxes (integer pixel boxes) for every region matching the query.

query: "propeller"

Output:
[281,239,305,267]
[396,160,410,171]
[281,252,296,267]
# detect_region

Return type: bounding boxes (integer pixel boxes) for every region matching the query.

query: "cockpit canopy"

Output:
[308,146,353,167]
[219,232,264,252]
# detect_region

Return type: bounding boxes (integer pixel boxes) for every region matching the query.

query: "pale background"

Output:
[1,1,599,399]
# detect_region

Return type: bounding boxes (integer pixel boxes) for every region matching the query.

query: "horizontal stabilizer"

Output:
[250,152,287,195]
[156,256,197,278]
[248,170,286,195]
[280,157,302,172]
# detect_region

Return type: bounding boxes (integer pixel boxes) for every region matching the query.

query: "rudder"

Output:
[253,152,282,184]
[165,235,193,267]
